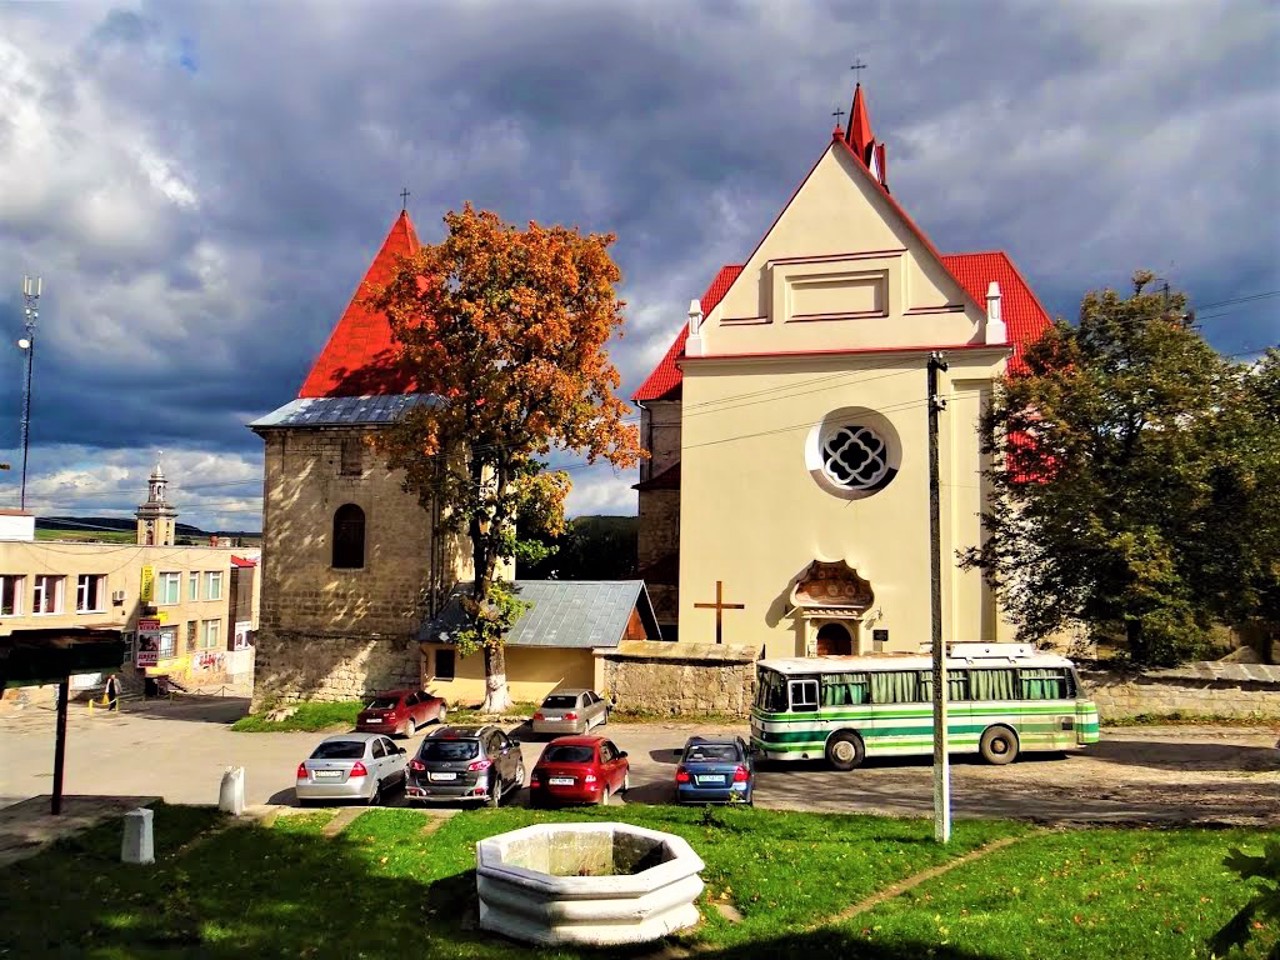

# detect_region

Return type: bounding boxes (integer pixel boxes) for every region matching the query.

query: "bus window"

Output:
[821,673,869,706]
[969,668,1018,701]
[870,670,922,704]
[757,669,788,712]
[789,679,819,713]
[1019,668,1072,700]
[921,669,969,702]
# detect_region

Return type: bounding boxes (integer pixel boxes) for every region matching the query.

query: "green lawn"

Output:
[0,803,1273,959]
[230,700,363,732]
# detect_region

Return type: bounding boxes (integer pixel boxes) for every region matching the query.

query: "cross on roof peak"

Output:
[400,187,410,211]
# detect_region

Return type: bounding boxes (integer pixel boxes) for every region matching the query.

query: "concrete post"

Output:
[218,766,245,815]
[122,808,155,864]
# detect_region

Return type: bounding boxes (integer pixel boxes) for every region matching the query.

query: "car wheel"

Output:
[622,770,631,793]
[514,760,526,787]
[404,717,416,739]
[825,731,866,772]
[368,779,384,806]
[599,786,612,807]
[979,726,1019,765]
[486,774,501,808]
[437,707,447,725]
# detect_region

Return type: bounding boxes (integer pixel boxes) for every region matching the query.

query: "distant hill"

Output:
[36,516,261,546]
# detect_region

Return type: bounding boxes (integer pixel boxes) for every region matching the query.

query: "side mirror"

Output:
[398,747,407,755]
[509,739,521,748]
[618,751,628,759]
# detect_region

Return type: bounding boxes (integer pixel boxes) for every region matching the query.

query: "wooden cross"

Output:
[400,187,411,211]
[850,58,868,79]
[694,580,745,645]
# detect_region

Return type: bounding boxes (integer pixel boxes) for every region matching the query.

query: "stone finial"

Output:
[685,299,705,357]
[985,280,1007,345]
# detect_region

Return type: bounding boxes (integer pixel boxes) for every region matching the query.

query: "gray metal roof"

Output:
[248,394,439,430]
[421,580,663,649]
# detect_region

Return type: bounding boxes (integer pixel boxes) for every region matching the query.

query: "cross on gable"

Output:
[400,187,411,210]
[832,107,846,125]
[850,58,868,78]
[693,580,745,645]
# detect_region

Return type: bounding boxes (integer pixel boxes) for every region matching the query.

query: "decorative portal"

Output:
[788,560,876,657]
[816,622,853,656]
[694,581,745,645]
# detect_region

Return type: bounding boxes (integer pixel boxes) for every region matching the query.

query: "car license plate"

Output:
[549,777,575,786]
[429,772,457,782]
[697,775,726,785]
[313,770,342,779]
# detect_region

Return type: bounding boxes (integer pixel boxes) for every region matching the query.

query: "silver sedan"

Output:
[295,733,408,806]
[532,689,611,736]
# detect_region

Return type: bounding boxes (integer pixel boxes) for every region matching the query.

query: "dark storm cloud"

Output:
[0,0,1276,527]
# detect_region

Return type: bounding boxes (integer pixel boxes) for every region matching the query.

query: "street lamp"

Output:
[19,275,40,512]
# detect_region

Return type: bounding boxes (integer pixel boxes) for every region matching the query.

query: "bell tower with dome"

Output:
[135,462,179,546]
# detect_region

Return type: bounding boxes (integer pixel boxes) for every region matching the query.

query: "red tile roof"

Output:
[230,555,258,568]
[633,265,742,402]
[632,460,681,491]
[940,251,1052,370]
[298,211,420,398]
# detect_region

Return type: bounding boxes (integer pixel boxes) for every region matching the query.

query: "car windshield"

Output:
[311,741,366,760]
[366,697,399,710]
[541,695,578,709]
[420,739,480,762]
[685,743,740,763]
[542,745,595,764]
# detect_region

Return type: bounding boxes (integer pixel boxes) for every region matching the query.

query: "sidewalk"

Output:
[0,795,160,868]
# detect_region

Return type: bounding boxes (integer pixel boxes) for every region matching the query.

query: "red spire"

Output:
[297,210,421,398]
[844,83,875,164]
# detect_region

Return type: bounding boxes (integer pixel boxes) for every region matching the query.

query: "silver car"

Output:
[295,732,408,806]
[532,689,610,736]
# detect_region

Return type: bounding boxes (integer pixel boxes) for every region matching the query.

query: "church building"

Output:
[634,85,1052,657]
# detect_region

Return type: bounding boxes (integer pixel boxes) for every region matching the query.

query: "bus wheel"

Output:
[826,732,865,771]
[979,726,1019,765]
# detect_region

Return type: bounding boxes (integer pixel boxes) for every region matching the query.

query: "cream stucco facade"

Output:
[637,89,1047,658]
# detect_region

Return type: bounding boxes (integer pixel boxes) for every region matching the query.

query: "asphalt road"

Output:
[2,696,1276,826]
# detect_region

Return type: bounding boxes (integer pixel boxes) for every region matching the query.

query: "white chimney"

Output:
[985,281,1007,345]
[685,298,705,357]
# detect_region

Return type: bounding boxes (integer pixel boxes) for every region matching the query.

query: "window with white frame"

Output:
[200,619,221,650]
[33,575,65,614]
[158,627,177,659]
[188,572,199,601]
[1,575,24,616]
[76,574,107,613]
[158,571,181,605]
[205,571,223,601]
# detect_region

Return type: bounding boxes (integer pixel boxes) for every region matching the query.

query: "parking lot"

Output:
[1,696,1277,826]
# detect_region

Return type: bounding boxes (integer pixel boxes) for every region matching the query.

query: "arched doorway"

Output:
[815,622,853,656]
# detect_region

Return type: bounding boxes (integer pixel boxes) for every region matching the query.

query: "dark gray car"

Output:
[405,724,524,807]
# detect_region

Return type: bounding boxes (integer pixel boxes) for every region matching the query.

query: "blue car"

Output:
[675,735,754,805]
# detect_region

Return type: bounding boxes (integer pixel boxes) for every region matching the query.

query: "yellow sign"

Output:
[156,611,169,624]
[140,566,154,603]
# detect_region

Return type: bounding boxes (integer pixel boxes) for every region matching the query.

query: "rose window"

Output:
[821,426,891,491]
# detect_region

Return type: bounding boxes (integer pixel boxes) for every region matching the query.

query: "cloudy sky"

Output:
[1,0,1276,531]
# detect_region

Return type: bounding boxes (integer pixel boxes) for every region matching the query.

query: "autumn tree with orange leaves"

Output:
[372,204,643,712]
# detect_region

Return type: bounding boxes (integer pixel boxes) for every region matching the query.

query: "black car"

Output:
[405,724,524,807]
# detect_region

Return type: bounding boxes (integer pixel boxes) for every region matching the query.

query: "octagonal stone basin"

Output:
[476,822,705,946]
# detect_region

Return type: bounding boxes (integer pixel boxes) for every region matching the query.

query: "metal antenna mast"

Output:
[19,275,41,511]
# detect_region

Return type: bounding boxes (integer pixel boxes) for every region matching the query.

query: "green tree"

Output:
[372,205,642,711]
[965,271,1278,666]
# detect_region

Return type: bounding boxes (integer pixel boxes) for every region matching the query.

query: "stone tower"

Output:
[135,462,178,546]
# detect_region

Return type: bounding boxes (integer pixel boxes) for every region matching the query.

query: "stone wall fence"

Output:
[1079,662,1280,721]
[596,640,759,717]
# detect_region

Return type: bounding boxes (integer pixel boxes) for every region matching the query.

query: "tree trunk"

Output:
[481,642,513,714]
[1126,619,1149,666]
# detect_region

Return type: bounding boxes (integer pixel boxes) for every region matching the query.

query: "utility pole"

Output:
[19,276,41,512]
[927,350,951,843]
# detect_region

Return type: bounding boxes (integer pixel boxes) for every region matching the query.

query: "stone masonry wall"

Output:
[1080,662,1280,720]
[597,641,758,717]
[253,632,421,705]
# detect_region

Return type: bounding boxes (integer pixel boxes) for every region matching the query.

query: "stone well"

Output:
[475,822,705,946]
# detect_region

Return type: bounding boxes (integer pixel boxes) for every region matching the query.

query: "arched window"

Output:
[815,622,853,656]
[332,504,366,569]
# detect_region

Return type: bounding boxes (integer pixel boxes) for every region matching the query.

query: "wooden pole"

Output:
[928,351,951,844]
[52,676,70,815]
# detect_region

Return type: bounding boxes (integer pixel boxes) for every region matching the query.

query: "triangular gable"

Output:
[699,134,988,355]
[298,210,420,399]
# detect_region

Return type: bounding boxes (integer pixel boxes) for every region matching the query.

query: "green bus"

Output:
[749,643,1100,770]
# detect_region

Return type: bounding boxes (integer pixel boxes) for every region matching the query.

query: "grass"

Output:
[2,802,1273,959]
[229,700,362,732]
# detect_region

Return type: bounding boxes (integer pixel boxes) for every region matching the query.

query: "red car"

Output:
[528,736,630,807]
[356,689,447,738]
